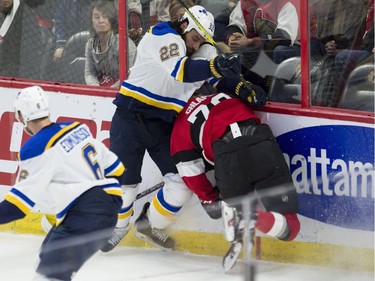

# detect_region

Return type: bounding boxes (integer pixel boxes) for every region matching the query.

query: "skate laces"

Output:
[151,228,169,242]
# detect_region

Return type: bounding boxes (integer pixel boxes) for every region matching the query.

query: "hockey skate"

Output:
[101,225,130,252]
[134,202,175,251]
[223,239,243,272]
[222,202,244,272]
[222,202,257,272]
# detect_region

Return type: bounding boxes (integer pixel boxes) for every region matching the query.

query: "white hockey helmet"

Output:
[14,86,50,123]
[181,5,215,40]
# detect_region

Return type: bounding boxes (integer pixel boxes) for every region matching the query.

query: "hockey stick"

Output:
[175,0,259,103]
[40,181,165,233]
[135,181,164,200]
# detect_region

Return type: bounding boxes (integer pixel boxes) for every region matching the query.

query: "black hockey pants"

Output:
[213,122,299,214]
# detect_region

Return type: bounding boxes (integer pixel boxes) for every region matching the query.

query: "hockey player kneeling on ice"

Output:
[170,92,300,272]
[0,86,125,281]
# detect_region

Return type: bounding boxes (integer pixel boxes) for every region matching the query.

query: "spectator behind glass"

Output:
[321,0,373,66]
[213,0,237,42]
[0,0,44,79]
[168,0,194,21]
[53,0,92,62]
[223,0,321,91]
[310,0,374,107]
[316,0,370,52]
[25,0,58,81]
[225,0,319,64]
[84,0,136,88]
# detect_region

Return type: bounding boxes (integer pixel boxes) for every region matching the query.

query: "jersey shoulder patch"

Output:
[20,122,81,161]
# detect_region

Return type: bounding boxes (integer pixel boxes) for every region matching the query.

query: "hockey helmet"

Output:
[14,86,50,123]
[181,5,215,40]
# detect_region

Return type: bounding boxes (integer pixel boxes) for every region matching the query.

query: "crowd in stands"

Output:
[0,0,373,110]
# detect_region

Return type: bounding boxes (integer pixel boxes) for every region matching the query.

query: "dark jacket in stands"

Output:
[0,0,44,79]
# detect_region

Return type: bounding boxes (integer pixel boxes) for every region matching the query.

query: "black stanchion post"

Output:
[242,194,256,281]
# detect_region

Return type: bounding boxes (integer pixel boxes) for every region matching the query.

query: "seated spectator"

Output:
[114,0,171,44]
[213,0,237,42]
[223,0,320,90]
[323,0,373,67]
[0,0,44,79]
[127,0,143,45]
[316,0,370,53]
[25,0,57,81]
[199,0,237,17]
[85,0,136,88]
[53,0,92,62]
[226,1,294,64]
[310,0,373,107]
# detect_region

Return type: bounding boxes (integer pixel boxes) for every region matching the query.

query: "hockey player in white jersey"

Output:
[0,86,125,281]
[104,4,266,252]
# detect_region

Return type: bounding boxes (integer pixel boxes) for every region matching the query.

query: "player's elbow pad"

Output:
[182,59,212,82]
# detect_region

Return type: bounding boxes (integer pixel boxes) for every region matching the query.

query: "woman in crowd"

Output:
[85,0,136,88]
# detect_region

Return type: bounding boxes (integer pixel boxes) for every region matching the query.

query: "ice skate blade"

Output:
[134,231,174,251]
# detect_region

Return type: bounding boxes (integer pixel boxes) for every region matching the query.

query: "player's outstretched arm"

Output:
[176,53,242,83]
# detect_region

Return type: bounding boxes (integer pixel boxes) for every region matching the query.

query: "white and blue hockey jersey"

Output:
[114,21,217,123]
[0,122,125,226]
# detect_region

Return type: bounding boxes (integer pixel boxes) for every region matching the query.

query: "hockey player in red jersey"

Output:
[170,92,300,271]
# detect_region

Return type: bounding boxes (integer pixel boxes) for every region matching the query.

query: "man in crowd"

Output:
[0,0,44,79]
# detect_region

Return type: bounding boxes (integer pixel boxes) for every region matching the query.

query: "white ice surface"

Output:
[0,233,373,281]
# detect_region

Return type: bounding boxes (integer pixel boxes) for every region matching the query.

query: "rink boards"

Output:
[0,87,373,271]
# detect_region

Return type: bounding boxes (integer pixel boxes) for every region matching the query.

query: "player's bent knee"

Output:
[163,173,193,205]
[148,174,193,229]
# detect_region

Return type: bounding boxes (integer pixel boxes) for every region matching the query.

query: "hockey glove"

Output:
[201,198,222,219]
[235,81,267,107]
[209,53,242,79]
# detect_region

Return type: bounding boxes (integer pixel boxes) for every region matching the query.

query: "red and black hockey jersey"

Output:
[171,93,260,201]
